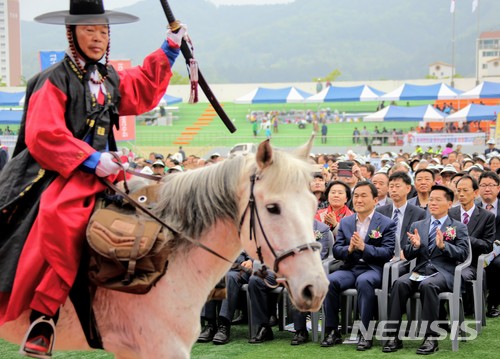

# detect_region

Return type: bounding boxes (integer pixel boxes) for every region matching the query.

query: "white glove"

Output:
[95,152,129,178]
[166,24,187,47]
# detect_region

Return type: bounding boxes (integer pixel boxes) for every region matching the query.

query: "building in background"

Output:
[0,0,21,86]
[428,61,454,79]
[485,57,500,77]
[478,30,500,80]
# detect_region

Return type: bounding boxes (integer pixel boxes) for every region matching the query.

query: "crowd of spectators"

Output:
[170,138,500,353]
[7,137,495,351]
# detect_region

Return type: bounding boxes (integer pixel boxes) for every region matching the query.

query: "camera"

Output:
[338,161,354,178]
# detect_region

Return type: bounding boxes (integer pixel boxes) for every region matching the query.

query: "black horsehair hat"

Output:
[34,0,139,25]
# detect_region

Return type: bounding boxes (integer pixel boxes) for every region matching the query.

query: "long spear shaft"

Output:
[159,0,237,133]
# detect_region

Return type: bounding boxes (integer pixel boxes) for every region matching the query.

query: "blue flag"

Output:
[39,51,66,71]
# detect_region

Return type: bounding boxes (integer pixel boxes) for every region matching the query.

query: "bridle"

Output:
[107,162,321,289]
[238,172,322,288]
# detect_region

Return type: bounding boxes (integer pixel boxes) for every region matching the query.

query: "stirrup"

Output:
[19,316,56,359]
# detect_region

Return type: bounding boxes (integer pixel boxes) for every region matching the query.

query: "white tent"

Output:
[364,105,447,122]
[380,83,462,101]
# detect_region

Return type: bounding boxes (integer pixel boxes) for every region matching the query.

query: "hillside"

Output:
[20,0,500,83]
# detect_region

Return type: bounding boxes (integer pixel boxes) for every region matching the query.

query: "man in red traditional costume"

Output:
[0,1,186,357]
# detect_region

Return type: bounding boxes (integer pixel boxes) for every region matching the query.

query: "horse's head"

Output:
[238,137,328,312]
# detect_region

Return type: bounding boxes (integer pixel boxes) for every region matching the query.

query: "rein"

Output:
[104,157,321,292]
[100,156,234,266]
[239,173,322,288]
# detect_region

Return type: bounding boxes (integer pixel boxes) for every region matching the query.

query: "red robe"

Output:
[0,48,174,323]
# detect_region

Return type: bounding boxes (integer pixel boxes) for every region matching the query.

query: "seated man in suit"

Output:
[383,185,469,355]
[449,175,495,313]
[376,171,426,259]
[198,252,252,345]
[476,171,500,317]
[321,181,396,351]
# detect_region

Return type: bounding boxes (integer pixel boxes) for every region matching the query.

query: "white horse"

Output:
[0,138,329,358]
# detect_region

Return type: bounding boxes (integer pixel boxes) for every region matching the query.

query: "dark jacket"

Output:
[449,205,495,267]
[376,202,426,250]
[333,211,396,272]
[404,217,469,289]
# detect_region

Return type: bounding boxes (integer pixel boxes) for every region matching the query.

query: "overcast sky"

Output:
[20,0,294,21]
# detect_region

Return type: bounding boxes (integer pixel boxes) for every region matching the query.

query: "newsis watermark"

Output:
[348,320,480,341]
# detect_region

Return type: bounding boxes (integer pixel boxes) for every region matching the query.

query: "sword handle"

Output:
[158,0,236,133]
[159,0,176,25]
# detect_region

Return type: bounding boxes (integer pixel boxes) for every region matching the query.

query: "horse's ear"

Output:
[294,132,315,160]
[256,139,273,170]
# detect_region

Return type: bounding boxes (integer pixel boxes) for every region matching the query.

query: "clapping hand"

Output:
[348,231,365,253]
[407,228,421,248]
[324,212,338,228]
[435,228,444,249]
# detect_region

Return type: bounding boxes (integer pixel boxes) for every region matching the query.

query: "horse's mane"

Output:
[154,148,313,241]
[154,154,247,240]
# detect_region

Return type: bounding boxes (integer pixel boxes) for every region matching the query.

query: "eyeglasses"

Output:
[479,184,498,188]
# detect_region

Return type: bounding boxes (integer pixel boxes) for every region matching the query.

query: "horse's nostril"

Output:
[302,285,314,302]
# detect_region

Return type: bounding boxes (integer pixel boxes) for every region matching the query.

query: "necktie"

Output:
[392,208,400,226]
[393,208,401,243]
[486,204,494,213]
[463,212,469,225]
[428,220,440,253]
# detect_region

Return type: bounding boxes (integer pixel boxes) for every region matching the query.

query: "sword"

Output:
[159,0,237,133]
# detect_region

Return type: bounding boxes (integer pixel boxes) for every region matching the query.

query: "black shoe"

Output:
[382,337,403,353]
[212,324,230,345]
[416,338,439,355]
[248,325,274,344]
[357,335,373,351]
[197,323,216,343]
[290,330,309,345]
[487,306,500,318]
[320,330,342,347]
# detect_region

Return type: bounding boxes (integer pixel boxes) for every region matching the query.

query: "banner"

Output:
[450,0,456,13]
[405,132,486,147]
[39,51,65,71]
[108,59,136,141]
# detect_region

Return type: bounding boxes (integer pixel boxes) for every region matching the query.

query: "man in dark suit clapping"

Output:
[321,181,396,351]
[383,185,469,355]
[376,172,426,257]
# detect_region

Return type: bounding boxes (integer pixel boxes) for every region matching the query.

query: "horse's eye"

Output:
[266,204,281,215]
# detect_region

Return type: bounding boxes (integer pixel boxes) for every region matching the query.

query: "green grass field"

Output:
[2,100,427,157]
[127,100,428,156]
[1,316,500,358]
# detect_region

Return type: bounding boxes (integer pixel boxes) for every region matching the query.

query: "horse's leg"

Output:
[94,283,193,359]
